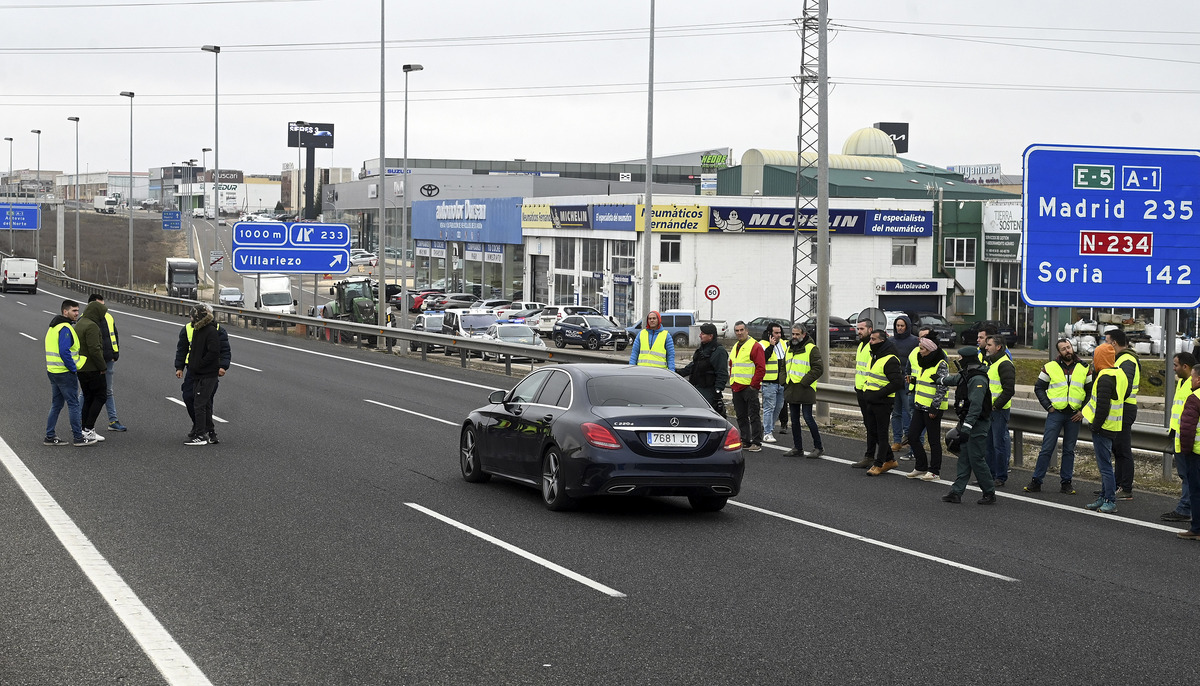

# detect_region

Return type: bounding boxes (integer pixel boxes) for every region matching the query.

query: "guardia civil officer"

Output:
[677,322,729,413]
[939,346,997,505]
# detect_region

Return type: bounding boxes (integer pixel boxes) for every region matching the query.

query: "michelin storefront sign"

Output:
[707,207,932,236]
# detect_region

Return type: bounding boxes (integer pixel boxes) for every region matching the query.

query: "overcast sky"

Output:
[3,0,1198,181]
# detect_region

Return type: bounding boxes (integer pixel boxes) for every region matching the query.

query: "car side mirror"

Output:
[329,287,335,295]
[292,299,298,306]
[489,389,507,404]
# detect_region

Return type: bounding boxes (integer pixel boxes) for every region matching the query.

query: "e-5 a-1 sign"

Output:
[1022,144,1200,308]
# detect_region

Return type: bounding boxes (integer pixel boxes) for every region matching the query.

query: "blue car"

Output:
[552,314,630,351]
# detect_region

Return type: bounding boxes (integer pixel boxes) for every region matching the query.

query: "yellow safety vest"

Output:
[785,341,816,390]
[730,339,758,386]
[1191,385,1200,456]
[45,322,84,373]
[913,363,948,410]
[1082,368,1128,433]
[854,341,871,391]
[104,312,118,352]
[1044,361,1088,411]
[635,328,669,369]
[184,321,221,365]
[908,347,920,388]
[864,354,897,398]
[1115,349,1140,406]
[759,340,784,383]
[987,356,1015,410]
[1172,377,1190,453]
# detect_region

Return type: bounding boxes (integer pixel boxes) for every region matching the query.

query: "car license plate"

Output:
[647,432,698,447]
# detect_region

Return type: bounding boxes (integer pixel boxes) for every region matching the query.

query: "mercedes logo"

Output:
[420,184,440,197]
[669,417,679,427]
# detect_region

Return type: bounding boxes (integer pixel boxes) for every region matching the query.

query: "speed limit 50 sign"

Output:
[704,284,720,301]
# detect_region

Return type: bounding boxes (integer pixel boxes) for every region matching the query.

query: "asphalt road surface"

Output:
[1,285,1196,685]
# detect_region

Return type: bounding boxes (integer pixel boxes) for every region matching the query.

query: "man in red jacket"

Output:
[1174,365,1200,540]
[729,320,766,452]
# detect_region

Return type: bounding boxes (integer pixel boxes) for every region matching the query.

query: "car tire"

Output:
[688,495,728,512]
[616,343,627,351]
[585,336,601,350]
[673,333,688,348]
[460,425,490,483]
[553,333,566,348]
[541,447,574,511]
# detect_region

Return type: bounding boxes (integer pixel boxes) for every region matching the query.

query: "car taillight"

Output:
[828,326,837,332]
[581,422,621,450]
[723,427,742,451]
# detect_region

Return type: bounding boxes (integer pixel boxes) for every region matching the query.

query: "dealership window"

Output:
[555,237,575,271]
[581,238,604,272]
[660,234,681,263]
[554,273,577,305]
[944,237,976,268]
[891,238,917,266]
[659,282,681,311]
[611,239,635,275]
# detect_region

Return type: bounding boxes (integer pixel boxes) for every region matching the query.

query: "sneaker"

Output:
[1085,497,1105,511]
[977,492,997,505]
[1161,511,1191,522]
[879,459,899,473]
[1060,481,1076,495]
[184,435,208,446]
[43,436,68,446]
[905,469,925,479]
[763,434,777,444]
[207,433,220,445]
[84,429,105,443]
[804,448,823,459]
[920,472,940,482]
[108,421,127,432]
[1177,530,1200,540]
[73,436,98,447]
[745,444,761,453]
[1099,501,1118,514]
[1117,489,1134,501]
[851,457,872,469]
[1023,480,1042,493]
[942,492,962,504]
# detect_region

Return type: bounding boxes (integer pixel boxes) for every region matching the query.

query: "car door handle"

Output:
[541,414,554,423]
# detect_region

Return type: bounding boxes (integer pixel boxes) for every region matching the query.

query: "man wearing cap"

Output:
[175,304,232,444]
[183,305,221,446]
[1082,342,1126,513]
[677,322,729,414]
[939,346,997,505]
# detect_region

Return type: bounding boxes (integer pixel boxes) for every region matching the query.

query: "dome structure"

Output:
[841,127,898,157]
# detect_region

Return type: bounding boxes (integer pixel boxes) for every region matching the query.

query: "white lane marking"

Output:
[729,500,1018,582]
[165,396,229,424]
[230,362,261,372]
[19,332,36,340]
[406,502,626,598]
[17,300,28,306]
[43,310,57,316]
[133,335,159,345]
[365,399,458,426]
[0,436,214,685]
[0,293,5,297]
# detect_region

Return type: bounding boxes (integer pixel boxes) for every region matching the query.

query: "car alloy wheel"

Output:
[541,447,573,510]
[673,333,688,348]
[460,426,490,483]
[585,336,601,350]
[553,333,567,348]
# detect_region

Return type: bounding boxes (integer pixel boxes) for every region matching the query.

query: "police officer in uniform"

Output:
[939,346,997,505]
[677,322,729,413]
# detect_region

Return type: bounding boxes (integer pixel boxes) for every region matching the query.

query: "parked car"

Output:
[552,315,631,351]
[502,308,544,324]
[468,298,512,312]
[698,319,729,338]
[481,323,546,360]
[626,309,702,347]
[442,308,501,356]
[744,316,792,335]
[403,312,444,353]
[427,292,477,310]
[905,311,957,347]
[536,305,603,335]
[494,301,545,319]
[458,364,744,511]
[217,286,244,307]
[801,316,857,346]
[960,319,1018,347]
[350,250,377,266]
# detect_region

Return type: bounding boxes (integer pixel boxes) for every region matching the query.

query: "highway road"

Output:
[1,285,1196,685]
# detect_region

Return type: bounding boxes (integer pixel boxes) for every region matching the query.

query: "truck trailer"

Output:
[93,195,118,214]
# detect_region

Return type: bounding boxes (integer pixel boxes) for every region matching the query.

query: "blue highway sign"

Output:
[162,210,182,231]
[232,221,352,274]
[1022,144,1200,308]
[1,203,41,230]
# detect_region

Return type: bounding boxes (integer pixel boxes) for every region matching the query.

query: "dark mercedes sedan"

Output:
[459,364,744,511]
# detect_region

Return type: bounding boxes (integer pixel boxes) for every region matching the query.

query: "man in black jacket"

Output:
[677,323,729,413]
[175,304,232,443]
[864,330,904,475]
[1106,328,1139,500]
[184,305,221,446]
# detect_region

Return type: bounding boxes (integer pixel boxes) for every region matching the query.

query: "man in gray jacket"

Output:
[782,323,825,458]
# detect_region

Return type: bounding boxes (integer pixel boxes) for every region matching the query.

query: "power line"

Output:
[832,76,1200,95]
[834,16,1200,36]
[0,0,316,8]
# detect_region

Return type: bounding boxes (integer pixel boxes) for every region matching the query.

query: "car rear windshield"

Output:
[586,375,709,409]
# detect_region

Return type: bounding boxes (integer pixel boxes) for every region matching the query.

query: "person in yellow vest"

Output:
[729,320,766,452]
[44,299,94,447]
[1173,364,1200,540]
[851,317,876,468]
[1082,343,1125,513]
[983,335,1016,487]
[1105,328,1139,500]
[87,294,127,432]
[904,336,948,481]
[628,310,675,371]
[758,322,786,443]
[1162,352,1195,523]
[864,330,904,475]
[1025,338,1092,495]
[782,322,824,458]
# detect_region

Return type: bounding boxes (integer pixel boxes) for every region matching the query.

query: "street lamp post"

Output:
[5,136,13,253]
[31,129,41,263]
[120,92,134,289]
[376,0,388,332]
[202,45,221,300]
[68,116,80,275]
[201,147,211,218]
[400,63,423,331]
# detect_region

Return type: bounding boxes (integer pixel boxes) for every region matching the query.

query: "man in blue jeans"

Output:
[44,299,95,447]
[984,335,1016,487]
[1163,353,1196,522]
[1026,339,1091,495]
[758,322,786,443]
[1173,363,1200,539]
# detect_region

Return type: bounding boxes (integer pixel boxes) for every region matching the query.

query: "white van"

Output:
[1,257,38,294]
